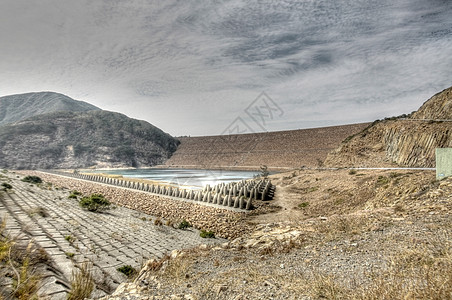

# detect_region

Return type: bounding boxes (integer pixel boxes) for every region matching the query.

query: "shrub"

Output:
[22,175,42,184]
[178,220,192,230]
[28,207,49,218]
[65,235,76,244]
[1,182,12,191]
[200,230,215,238]
[348,169,357,175]
[298,202,309,208]
[117,265,137,278]
[79,194,111,212]
[376,176,390,187]
[154,218,163,226]
[68,193,78,199]
[259,165,270,178]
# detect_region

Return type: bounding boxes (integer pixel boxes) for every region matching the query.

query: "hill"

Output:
[325,86,452,168]
[0,91,100,126]
[164,123,370,170]
[0,110,179,169]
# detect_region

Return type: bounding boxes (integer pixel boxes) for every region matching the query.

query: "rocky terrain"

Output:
[164,123,369,170]
[98,168,451,299]
[325,86,452,168]
[0,92,179,169]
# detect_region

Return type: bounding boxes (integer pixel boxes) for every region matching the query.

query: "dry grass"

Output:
[67,261,95,300]
[0,218,12,262]
[12,252,40,300]
[351,237,452,300]
[285,233,452,300]
[26,207,50,218]
[313,214,386,242]
[146,255,170,272]
[0,217,41,300]
[161,255,194,284]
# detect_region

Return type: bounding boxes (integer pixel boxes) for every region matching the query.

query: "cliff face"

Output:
[411,87,452,120]
[325,86,452,168]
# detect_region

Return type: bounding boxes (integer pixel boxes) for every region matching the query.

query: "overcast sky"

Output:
[1,0,451,136]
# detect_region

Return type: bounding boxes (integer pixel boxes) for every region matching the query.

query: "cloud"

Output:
[0,0,451,136]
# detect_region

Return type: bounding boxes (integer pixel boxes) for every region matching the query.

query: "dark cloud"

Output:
[0,0,451,135]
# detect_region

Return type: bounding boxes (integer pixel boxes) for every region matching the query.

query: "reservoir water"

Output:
[89,168,259,188]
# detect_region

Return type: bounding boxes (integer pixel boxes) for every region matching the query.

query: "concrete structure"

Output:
[436,148,452,180]
[44,170,276,211]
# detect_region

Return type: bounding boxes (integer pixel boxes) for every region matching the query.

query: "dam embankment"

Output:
[164,123,370,170]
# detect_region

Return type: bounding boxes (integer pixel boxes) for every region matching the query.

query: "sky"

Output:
[0,0,451,136]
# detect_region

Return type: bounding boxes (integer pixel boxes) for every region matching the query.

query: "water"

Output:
[88,168,259,188]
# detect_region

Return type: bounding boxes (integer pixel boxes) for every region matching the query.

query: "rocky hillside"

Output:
[325,86,452,168]
[0,110,179,169]
[0,92,100,126]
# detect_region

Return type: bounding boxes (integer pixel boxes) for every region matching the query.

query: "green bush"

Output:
[178,220,192,230]
[22,175,42,184]
[376,176,390,187]
[1,182,12,191]
[200,230,215,238]
[298,202,309,208]
[117,265,136,278]
[79,194,111,212]
[68,190,82,199]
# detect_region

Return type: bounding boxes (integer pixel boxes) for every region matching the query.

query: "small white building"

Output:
[436,148,452,180]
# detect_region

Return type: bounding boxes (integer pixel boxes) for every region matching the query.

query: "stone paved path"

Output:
[0,173,223,299]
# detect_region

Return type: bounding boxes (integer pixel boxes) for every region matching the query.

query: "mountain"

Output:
[0,92,179,169]
[324,86,452,168]
[0,110,179,169]
[0,92,100,126]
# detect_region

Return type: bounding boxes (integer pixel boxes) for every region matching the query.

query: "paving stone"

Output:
[1,172,227,297]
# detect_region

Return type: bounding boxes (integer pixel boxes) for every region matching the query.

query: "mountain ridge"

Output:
[0,91,100,126]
